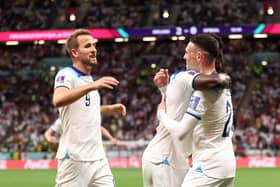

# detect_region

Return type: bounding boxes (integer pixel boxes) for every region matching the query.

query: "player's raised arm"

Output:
[53,76,119,108]
[153,68,169,95]
[154,68,169,87]
[193,73,231,90]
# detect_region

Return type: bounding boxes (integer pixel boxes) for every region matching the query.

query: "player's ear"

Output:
[71,48,78,58]
[197,51,202,62]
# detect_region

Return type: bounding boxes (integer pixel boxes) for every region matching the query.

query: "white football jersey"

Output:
[142,70,199,169]
[187,88,236,178]
[54,66,105,161]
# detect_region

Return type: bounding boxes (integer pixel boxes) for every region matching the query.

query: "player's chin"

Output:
[89,59,97,65]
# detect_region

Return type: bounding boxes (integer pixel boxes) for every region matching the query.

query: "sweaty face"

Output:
[184,42,200,72]
[75,35,97,67]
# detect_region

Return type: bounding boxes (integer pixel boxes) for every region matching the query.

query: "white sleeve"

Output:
[54,68,73,89]
[157,109,199,140]
[50,118,63,135]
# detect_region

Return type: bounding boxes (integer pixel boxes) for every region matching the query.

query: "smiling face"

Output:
[72,34,97,67]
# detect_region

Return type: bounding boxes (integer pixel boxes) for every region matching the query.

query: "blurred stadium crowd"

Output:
[0,0,279,158]
[0,0,276,31]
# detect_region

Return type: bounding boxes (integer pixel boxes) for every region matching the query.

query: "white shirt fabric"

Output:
[50,118,62,135]
[142,70,199,169]
[54,66,105,161]
[187,88,236,178]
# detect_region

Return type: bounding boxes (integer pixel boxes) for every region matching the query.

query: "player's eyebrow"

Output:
[84,42,96,48]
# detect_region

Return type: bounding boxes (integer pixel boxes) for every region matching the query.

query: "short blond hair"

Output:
[65,29,92,57]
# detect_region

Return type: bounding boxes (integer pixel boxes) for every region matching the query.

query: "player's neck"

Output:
[200,64,215,75]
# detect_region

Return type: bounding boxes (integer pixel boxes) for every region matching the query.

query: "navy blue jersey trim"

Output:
[70,66,87,77]
[186,111,201,120]
[55,85,70,89]
[192,73,201,89]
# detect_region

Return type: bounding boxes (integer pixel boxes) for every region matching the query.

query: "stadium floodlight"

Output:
[38,40,45,45]
[261,60,268,66]
[69,13,76,22]
[5,41,19,45]
[228,34,243,39]
[172,36,185,41]
[150,63,157,69]
[142,37,156,42]
[114,38,125,42]
[267,6,274,15]
[171,36,178,41]
[162,10,169,19]
[253,34,268,39]
[57,40,66,44]
[178,36,186,40]
[114,38,128,42]
[34,40,45,45]
[50,66,56,72]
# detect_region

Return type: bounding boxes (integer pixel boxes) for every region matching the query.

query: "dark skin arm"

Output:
[193,73,231,90]
[153,69,231,90]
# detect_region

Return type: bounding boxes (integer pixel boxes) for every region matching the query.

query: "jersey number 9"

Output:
[85,94,91,106]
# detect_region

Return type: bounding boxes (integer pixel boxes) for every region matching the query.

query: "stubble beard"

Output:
[81,58,97,73]
[84,57,97,67]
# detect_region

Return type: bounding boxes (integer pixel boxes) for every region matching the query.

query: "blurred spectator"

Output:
[0,0,277,31]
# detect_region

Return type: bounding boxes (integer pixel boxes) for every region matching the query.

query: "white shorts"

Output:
[142,160,169,187]
[142,160,188,187]
[55,158,115,187]
[181,168,234,187]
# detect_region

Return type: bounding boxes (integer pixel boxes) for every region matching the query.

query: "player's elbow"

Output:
[52,92,66,108]
[53,87,70,108]
[52,97,63,108]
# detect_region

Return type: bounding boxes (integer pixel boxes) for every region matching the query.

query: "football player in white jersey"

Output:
[52,29,126,187]
[157,33,236,187]
[44,116,119,145]
[142,39,231,186]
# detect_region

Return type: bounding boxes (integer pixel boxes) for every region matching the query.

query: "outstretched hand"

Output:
[111,103,126,116]
[92,76,119,90]
[218,73,231,88]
